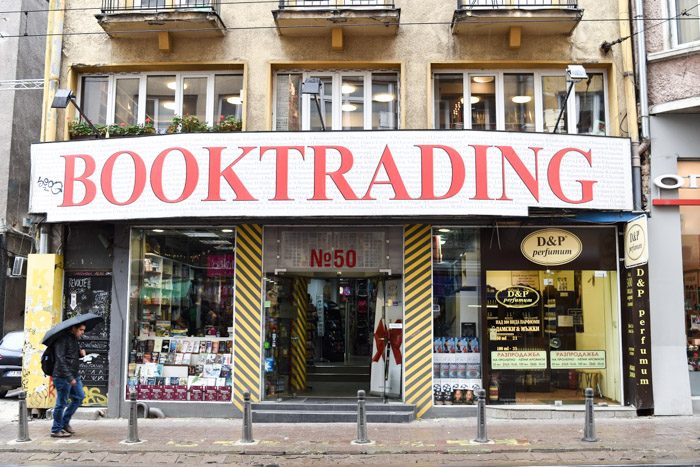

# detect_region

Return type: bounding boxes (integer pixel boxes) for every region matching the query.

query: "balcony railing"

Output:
[101,0,221,14]
[278,0,395,9]
[457,0,577,9]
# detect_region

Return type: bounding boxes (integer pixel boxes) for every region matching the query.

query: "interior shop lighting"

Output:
[51,89,100,138]
[373,92,395,102]
[553,64,589,133]
[152,229,164,233]
[341,83,356,94]
[472,76,494,83]
[182,231,220,238]
[226,95,242,105]
[162,101,176,110]
[342,102,358,112]
[438,228,451,233]
[167,81,188,90]
[511,95,532,104]
[221,229,233,233]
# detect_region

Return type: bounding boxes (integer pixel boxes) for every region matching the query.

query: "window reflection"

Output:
[434,74,463,129]
[470,75,496,131]
[504,73,535,132]
[146,76,176,133]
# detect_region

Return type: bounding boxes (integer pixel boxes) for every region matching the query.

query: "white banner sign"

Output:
[30,130,633,222]
[624,215,649,268]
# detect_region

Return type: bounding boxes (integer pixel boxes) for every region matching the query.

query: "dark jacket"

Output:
[52,332,81,380]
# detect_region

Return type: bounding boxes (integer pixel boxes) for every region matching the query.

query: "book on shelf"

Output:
[199,341,207,353]
[155,321,171,337]
[143,352,153,363]
[211,341,219,354]
[161,339,170,353]
[145,339,155,352]
[175,353,184,364]
[182,353,192,365]
[169,340,177,352]
[176,340,184,352]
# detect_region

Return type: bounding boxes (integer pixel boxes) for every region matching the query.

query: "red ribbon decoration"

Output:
[372,320,387,363]
[372,319,403,365]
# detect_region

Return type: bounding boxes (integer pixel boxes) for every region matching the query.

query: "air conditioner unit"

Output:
[10,257,26,277]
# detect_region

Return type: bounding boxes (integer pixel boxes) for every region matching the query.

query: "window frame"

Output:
[669,0,700,48]
[77,71,244,129]
[433,69,609,136]
[273,70,400,131]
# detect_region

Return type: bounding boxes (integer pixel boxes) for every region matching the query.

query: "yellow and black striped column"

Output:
[402,224,433,418]
[290,277,309,392]
[233,224,264,412]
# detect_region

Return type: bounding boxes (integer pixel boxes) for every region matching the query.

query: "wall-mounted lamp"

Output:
[51,89,100,138]
[301,77,325,131]
[552,65,589,134]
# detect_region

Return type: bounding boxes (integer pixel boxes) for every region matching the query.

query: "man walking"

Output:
[50,323,86,438]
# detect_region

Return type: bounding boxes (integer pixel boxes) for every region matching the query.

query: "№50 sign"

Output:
[30,130,633,221]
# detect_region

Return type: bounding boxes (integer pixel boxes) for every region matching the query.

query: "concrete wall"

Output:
[0,0,47,335]
[648,114,698,416]
[644,0,700,107]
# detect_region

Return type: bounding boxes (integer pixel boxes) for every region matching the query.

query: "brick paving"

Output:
[0,415,698,465]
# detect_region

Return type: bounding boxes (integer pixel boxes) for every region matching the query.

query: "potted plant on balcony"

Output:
[68,120,105,139]
[213,115,242,132]
[167,114,209,134]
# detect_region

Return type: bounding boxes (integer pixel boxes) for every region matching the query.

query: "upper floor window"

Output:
[274,71,399,131]
[433,70,608,136]
[79,72,243,133]
[672,0,700,46]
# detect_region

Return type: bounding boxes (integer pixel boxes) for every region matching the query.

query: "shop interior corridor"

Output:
[263,275,401,400]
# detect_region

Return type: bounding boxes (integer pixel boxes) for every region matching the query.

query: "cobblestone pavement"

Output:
[1,414,699,466]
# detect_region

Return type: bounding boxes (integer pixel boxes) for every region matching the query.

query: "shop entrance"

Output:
[262,273,403,399]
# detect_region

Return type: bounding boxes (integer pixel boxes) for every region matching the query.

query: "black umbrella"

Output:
[41,312,103,347]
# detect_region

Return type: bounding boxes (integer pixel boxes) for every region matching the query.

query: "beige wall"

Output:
[56,0,631,135]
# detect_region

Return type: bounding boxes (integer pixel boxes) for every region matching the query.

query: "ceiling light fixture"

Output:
[470,96,480,104]
[341,83,356,94]
[472,76,494,83]
[152,229,164,233]
[373,92,395,103]
[226,95,242,105]
[342,102,357,112]
[221,228,233,233]
[162,101,176,110]
[511,95,532,104]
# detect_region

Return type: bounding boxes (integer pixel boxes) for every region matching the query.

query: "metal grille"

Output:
[101,0,221,14]
[458,0,578,9]
[278,0,395,9]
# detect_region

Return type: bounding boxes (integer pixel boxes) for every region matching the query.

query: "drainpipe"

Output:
[41,0,66,143]
[633,0,650,211]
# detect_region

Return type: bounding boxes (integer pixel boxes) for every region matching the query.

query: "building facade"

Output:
[0,0,47,337]
[643,0,700,415]
[24,0,661,419]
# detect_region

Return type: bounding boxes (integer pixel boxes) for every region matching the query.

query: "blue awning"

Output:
[569,211,644,224]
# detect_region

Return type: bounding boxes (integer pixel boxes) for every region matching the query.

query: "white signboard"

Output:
[491,350,548,370]
[30,130,633,222]
[550,350,606,369]
[624,215,649,268]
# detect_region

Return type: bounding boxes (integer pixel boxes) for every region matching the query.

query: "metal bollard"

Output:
[582,387,598,442]
[473,389,489,443]
[16,391,30,442]
[353,390,370,444]
[124,390,140,443]
[240,391,255,444]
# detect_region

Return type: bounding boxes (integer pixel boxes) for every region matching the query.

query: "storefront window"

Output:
[483,228,621,405]
[679,161,700,396]
[432,228,482,405]
[126,228,235,402]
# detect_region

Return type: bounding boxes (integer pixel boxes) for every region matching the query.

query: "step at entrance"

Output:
[307,364,370,383]
[252,399,415,423]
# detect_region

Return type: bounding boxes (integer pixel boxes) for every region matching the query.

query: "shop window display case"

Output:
[126,228,235,402]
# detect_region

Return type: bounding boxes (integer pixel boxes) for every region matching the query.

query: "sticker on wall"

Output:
[495,286,541,308]
[520,229,582,266]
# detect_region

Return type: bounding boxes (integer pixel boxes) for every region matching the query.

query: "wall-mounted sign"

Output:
[550,350,606,369]
[652,172,700,205]
[30,131,632,222]
[495,286,540,308]
[491,350,547,370]
[624,215,648,268]
[520,228,582,266]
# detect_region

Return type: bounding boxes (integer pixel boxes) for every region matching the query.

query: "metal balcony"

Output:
[273,0,400,37]
[452,0,583,36]
[97,0,226,38]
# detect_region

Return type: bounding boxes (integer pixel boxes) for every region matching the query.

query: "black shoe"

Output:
[50,430,72,438]
[63,425,75,434]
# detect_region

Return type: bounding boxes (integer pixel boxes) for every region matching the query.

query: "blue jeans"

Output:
[51,377,84,433]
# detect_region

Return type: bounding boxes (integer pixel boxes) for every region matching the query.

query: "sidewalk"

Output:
[1,412,699,466]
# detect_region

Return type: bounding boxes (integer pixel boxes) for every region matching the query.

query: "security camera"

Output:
[566,65,588,82]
